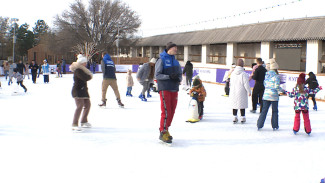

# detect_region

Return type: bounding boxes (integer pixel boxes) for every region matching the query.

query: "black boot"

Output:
[117,98,124,108]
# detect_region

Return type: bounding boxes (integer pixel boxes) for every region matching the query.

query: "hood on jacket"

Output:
[186,61,193,66]
[233,66,245,75]
[103,54,113,64]
[160,50,174,60]
[265,70,277,80]
[308,72,316,80]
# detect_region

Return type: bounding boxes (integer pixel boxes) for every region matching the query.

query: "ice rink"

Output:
[1,72,324,183]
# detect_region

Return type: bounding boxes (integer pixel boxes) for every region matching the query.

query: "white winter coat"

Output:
[229,66,251,109]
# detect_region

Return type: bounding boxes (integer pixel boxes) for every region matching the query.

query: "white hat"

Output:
[269,58,279,70]
[149,58,156,64]
[77,54,87,64]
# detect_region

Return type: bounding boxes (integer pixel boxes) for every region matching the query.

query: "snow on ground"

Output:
[0,73,324,183]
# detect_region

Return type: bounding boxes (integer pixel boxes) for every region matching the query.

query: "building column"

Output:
[261,42,273,62]
[141,47,145,57]
[130,47,136,57]
[159,46,164,54]
[226,43,237,67]
[306,40,322,74]
[184,46,191,62]
[201,44,210,64]
[149,47,153,58]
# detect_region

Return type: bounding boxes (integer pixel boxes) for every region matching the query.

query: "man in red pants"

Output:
[155,42,182,143]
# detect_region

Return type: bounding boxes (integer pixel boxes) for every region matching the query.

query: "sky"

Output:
[1,0,325,37]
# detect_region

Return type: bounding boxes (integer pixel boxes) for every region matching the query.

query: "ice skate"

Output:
[250,110,256,113]
[72,126,83,132]
[233,116,238,124]
[117,99,124,108]
[98,100,106,108]
[240,116,246,123]
[159,131,172,144]
[81,122,92,128]
[313,104,317,111]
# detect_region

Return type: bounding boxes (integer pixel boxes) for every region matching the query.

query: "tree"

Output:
[0,17,10,59]
[16,23,34,58]
[33,20,49,45]
[54,0,141,53]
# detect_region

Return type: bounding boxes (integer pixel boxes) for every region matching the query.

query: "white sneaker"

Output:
[233,116,238,123]
[81,122,92,128]
[241,116,246,123]
[72,126,83,132]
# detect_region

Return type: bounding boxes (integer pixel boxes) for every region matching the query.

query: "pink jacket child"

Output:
[288,73,322,135]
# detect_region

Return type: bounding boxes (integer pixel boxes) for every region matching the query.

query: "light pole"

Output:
[11,18,19,63]
[116,23,120,65]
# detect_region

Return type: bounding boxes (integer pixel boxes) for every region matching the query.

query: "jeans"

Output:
[257,100,279,129]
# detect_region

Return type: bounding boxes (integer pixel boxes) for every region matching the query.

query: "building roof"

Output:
[136,16,325,46]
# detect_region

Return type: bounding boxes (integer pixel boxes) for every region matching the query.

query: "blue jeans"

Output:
[127,86,132,94]
[257,100,279,129]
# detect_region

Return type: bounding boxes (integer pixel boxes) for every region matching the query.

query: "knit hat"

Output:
[193,78,201,87]
[269,58,279,70]
[297,73,306,85]
[149,58,156,64]
[166,42,177,51]
[76,54,87,64]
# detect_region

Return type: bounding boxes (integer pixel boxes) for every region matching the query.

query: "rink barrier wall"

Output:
[43,64,325,100]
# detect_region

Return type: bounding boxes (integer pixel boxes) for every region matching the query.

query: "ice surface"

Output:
[0,73,324,183]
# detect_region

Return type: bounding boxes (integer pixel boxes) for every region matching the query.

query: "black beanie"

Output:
[166,42,177,51]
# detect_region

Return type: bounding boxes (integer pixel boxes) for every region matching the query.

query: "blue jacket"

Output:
[155,50,182,91]
[263,70,281,101]
[101,54,116,79]
[42,63,50,75]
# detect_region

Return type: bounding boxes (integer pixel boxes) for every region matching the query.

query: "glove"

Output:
[169,73,179,81]
[319,86,323,90]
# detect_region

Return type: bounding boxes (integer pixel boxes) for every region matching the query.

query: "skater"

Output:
[42,60,50,83]
[37,63,42,78]
[16,60,25,75]
[4,61,9,80]
[56,60,62,77]
[189,76,206,120]
[229,59,251,123]
[8,61,17,85]
[288,73,322,135]
[136,57,156,101]
[126,69,134,97]
[155,42,182,143]
[257,58,284,131]
[182,60,193,87]
[305,72,319,111]
[222,63,235,97]
[29,60,38,83]
[250,58,267,113]
[62,59,66,74]
[12,68,27,92]
[70,54,93,131]
[98,52,124,108]
[24,62,30,79]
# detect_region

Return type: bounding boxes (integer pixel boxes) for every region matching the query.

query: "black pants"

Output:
[225,79,230,95]
[43,75,49,83]
[233,109,245,116]
[31,72,37,83]
[308,94,317,106]
[252,84,265,112]
[17,81,27,91]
